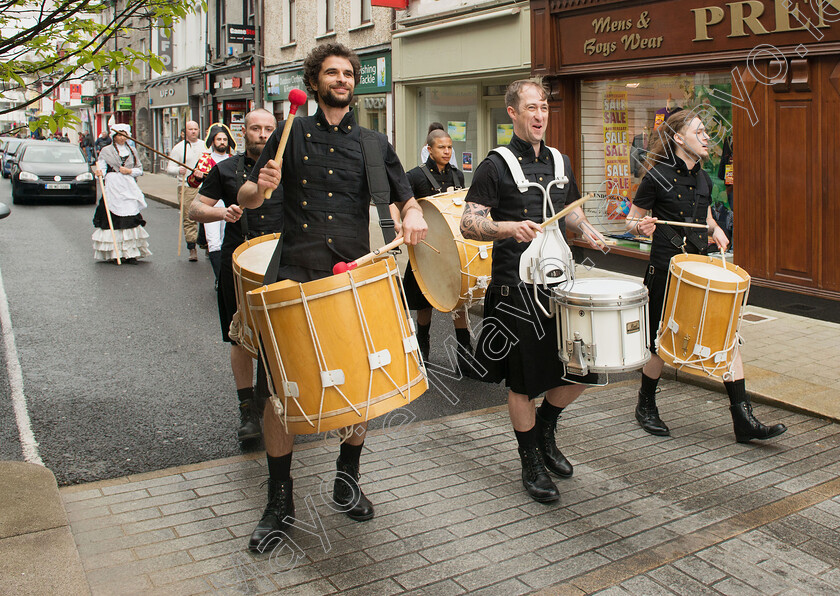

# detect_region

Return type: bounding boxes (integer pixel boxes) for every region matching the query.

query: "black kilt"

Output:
[643,264,669,355]
[402,262,432,311]
[474,284,597,399]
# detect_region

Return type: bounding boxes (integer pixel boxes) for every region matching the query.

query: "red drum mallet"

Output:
[264,88,308,200]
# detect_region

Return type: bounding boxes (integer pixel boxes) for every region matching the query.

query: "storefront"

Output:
[265,68,312,123]
[95,94,133,136]
[148,76,190,161]
[352,50,392,140]
[392,4,532,183]
[208,63,255,150]
[532,0,840,299]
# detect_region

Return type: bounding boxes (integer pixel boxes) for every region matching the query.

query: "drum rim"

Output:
[669,254,750,290]
[552,279,648,308]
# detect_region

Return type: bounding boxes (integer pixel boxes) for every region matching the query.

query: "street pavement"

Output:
[1,172,839,594]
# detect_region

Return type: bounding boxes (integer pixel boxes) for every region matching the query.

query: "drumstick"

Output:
[625,217,709,229]
[420,239,440,254]
[540,194,593,229]
[332,237,405,274]
[264,88,308,200]
[95,172,122,265]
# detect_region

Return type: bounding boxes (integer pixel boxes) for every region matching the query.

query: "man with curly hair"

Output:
[238,43,428,552]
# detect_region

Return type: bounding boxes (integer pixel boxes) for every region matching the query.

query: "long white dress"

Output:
[92,144,152,261]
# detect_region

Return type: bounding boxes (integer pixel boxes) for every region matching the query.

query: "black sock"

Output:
[537,400,564,426]
[640,373,659,398]
[237,386,255,403]
[417,322,430,340]
[267,453,292,482]
[338,442,364,468]
[724,379,747,406]
[455,328,472,348]
[514,425,538,450]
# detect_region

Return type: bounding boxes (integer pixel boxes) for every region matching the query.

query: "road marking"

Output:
[0,263,43,466]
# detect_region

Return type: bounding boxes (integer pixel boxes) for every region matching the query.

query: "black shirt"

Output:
[249,107,413,282]
[198,153,284,258]
[467,134,580,286]
[406,158,465,199]
[633,157,712,269]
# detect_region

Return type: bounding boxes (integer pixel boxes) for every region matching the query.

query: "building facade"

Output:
[262,0,398,142]
[532,0,840,300]
[392,0,531,181]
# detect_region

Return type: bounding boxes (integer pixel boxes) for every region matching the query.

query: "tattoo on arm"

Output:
[461,202,503,241]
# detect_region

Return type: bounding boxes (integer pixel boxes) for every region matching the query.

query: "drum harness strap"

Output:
[420,162,458,194]
[263,128,396,285]
[492,146,573,318]
[234,153,254,240]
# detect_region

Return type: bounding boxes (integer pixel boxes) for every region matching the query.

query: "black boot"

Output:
[730,402,787,443]
[333,459,374,521]
[635,391,670,436]
[518,446,560,503]
[248,479,294,552]
[536,411,573,478]
[237,389,261,442]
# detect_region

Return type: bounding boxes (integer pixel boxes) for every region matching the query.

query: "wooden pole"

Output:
[95,172,122,265]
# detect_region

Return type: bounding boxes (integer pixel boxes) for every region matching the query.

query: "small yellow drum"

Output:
[231,233,282,358]
[246,256,428,435]
[657,254,750,379]
[407,190,493,312]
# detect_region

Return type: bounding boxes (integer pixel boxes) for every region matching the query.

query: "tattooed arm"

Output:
[460,201,542,242]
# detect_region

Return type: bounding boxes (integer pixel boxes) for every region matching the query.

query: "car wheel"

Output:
[11,187,21,204]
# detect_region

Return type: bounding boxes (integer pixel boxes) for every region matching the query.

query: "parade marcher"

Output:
[189,123,235,281]
[419,122,458,168]
[167,121,205,262]
[94,129,111,156]
[92,124,151,263]
[626,110,786,443]
[237,43,427,551]
[403,129,471,370]
[189,109,279,443]
[460,80,606,503]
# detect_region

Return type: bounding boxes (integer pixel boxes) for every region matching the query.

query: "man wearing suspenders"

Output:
[189,109,280,444]
[461,80,606,503]
[403,129,472,369]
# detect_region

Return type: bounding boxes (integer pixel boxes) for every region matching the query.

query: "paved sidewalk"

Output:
[58,380,840,595]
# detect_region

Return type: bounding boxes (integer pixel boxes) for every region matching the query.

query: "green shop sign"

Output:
[116,97,133,111]
[355,53,390,95]
[265,71,305,102]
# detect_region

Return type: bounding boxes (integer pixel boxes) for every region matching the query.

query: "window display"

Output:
[580,72,734,250]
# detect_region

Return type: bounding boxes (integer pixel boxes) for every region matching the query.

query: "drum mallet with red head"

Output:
[333,237,406,275]
[264,88,308,199]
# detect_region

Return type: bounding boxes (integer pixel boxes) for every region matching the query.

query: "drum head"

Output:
[679,260,743,283]
[237,238,278,276]
[410,200,461,311]
[565,278,644,297]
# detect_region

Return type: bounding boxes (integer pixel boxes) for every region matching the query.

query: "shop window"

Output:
[416,84,478,185]
[579,73,734,249]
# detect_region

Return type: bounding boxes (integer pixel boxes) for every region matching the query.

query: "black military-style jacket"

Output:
[250,108,412,280]
[466,134,580,286]
[633,157,712,269]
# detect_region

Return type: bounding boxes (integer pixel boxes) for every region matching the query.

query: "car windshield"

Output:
[22,146,86,164]
[5,139,23,154]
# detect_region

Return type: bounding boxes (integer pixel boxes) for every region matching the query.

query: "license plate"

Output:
[45,183,71,189]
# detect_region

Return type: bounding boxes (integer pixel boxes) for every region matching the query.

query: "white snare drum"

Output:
[553,278,650,376]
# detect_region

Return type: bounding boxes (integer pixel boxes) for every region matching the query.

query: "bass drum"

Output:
[407,190,493,312]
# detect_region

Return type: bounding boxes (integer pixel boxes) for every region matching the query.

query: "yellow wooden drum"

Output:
[657,254,750,379]
[407,190,493,312]
[246,256,427,435]
[231,233,282,358]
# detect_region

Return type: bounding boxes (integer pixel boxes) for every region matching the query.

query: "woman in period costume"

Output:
[92,124,152,263]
